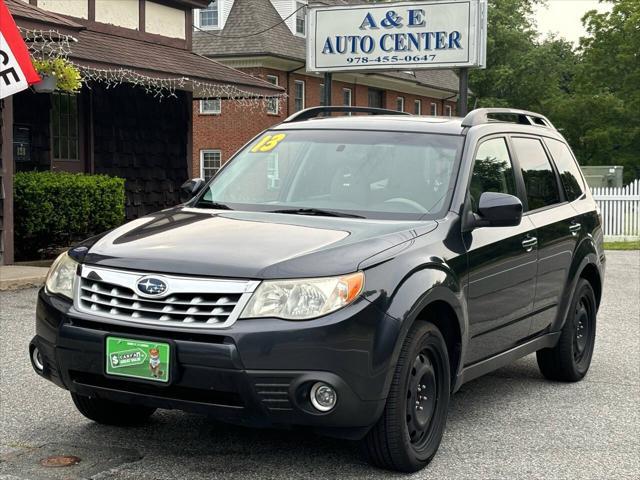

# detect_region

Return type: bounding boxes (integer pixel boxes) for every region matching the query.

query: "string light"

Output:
[20,27,287,104]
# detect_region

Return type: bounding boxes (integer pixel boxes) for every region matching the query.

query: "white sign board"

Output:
[307,0,487,73]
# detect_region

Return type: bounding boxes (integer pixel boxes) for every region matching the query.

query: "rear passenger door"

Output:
[464,137,538,364]
[511,136,578,335]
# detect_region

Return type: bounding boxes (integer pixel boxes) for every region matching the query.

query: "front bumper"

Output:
[32,288,395,438]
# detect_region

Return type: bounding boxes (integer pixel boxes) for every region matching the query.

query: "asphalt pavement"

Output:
[1,250,638,479]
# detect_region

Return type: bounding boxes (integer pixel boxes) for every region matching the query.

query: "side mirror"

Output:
[180,178,205,203]
[469,192,523,229]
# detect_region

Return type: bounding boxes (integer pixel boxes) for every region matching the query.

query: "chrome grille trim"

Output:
[74,265,259,329]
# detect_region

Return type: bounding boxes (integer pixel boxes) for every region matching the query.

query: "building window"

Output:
[200,150,221,180]
[200,99,221,114]
[430,102,438,116]
[319,83,326,106]
[368,88,383,108]
[445,104,453,117]
[414,99,422,115]
[396,96,405,112]
[294,80,305,112]
[266,75,279,115]
[343,88,352,107]
[295,2,306,35]
[51,93,79,161]
[198,1,220,29]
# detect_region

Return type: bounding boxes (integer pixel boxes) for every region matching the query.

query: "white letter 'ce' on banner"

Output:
[0,0,41,99]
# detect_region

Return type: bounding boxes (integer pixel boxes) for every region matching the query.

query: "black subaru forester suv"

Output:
[31,107,605,473]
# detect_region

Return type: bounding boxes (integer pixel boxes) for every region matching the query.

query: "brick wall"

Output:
[192,67,458,177]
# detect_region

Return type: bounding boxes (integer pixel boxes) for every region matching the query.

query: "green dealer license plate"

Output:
[105,337,170,383]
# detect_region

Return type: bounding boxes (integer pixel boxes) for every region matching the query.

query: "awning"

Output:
[7,0,284,99]
[68,29,284,99]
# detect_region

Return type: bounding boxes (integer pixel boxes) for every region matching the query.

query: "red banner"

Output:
[0,0,41,99]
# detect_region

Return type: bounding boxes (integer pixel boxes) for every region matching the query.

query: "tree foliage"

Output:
[471,0,639,181]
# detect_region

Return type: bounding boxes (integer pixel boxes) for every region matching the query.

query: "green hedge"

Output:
[14,171,126,259]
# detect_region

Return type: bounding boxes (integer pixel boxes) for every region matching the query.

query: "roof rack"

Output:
[461,108,556,130]
[283,106,411,123]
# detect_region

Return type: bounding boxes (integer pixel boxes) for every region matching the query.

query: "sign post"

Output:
[323,72,332,107]
[458,67,469,116]
[306,0,487,113]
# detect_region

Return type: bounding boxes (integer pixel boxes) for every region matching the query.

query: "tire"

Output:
[537,278,597,382]
[71,393,156,425]
[361,322,451,473]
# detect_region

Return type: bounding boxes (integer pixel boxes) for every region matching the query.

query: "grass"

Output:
[604,240,640,250]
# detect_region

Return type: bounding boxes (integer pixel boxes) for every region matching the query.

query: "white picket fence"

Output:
[591,179,640,241]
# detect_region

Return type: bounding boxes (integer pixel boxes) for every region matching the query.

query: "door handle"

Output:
[569,223,582,235]
[522,237,538,251]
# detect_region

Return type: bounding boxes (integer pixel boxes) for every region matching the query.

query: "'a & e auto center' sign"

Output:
[307,0,487,73]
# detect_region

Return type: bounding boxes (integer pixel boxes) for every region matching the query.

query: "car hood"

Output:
[79,207,437,279]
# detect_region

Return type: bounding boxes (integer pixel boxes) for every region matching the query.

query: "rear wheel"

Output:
[537,278,597,382]
[71,393,156,425]
[361,322,450,472]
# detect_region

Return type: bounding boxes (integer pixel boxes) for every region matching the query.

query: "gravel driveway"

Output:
[1,250,638,479]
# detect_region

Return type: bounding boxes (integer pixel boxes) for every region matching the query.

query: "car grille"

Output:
[75,265,259,329]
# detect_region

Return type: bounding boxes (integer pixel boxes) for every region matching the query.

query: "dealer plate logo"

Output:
[136,277,168,296]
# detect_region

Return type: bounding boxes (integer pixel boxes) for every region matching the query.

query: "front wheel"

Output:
[361,322,450,472]
[537,278,597,382]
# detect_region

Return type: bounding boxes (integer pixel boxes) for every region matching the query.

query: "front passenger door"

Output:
[464,137,538,365]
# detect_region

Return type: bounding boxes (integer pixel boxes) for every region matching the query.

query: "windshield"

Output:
[195,129,463,220]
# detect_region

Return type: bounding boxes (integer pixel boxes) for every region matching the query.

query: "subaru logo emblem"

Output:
[136,277,168,296]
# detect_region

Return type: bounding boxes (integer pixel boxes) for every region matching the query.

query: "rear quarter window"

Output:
[545,138,585,201]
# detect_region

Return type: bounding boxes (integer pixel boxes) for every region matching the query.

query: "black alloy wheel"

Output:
[537,278,597,382]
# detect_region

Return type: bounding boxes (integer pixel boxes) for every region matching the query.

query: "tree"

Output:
[469,0,577,111]
[549,0,640,181]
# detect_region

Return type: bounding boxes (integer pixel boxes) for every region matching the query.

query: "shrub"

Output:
[14,171,125,260]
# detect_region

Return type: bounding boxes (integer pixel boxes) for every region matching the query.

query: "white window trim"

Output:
[343,88,352,106]
[195,1,222,31]
[266,75,279,115]
[200,98,221,115]
[294,80,305,111]
[396,96,405,113]
[445,105,453,117]
[414,99,422,115]
[430,102,438,116]
[200,149,222,180]
[295,1,307,37]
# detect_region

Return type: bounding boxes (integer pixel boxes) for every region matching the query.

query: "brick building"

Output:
[191,0,461,180]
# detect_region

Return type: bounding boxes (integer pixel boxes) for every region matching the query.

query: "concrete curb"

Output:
[0,266,49,291]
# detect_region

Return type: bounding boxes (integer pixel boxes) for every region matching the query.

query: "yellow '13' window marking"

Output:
[251,134,286,153]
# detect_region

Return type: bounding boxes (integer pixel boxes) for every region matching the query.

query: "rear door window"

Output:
[512,137,561,211]
[469,137,517,213]
[545,139,585,201]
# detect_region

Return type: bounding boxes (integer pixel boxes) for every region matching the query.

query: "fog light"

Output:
[310,382,337,412]
[32,347,44,371]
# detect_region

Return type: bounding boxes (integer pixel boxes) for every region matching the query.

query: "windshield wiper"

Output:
[269,208,365,219]
[195,201,233,210]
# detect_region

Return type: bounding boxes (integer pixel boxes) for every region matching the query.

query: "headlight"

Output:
[45,252,79,300]
[241,272,364,320]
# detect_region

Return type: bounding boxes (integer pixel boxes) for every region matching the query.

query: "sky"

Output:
[533,0,613,44]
